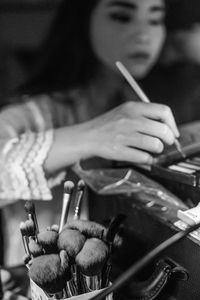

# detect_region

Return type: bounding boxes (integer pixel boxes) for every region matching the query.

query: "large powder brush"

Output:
[75,238,109,277]
[29,251,70,294]
[64,220,106,240]
[57,229,86,263]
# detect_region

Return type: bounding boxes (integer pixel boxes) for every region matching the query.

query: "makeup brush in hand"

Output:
[59,181,75,233]
[116,61,186,159]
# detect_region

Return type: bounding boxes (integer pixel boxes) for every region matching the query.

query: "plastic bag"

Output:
[73,162,187,211]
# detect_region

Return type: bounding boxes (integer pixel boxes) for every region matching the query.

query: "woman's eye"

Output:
[109,12,131,23]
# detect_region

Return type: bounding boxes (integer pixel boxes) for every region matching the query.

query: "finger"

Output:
[110,145,153,165]
[117,132,164,154]
[142,103,180,138]
[118,118,175,145]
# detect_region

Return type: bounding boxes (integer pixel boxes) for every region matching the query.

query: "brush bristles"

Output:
[64,181,75,194]
[25,219,36,237]
[50,224,59,233]
[29,254,68,294]
[29,238,44,257]
[20,222,27,236]
[75,238,109,276]
[24,200,35,214]
[77,180,85,191]
[23,253,31,265]
[64,220,106,239]
[57,229,86,261]
[37,230,58,253]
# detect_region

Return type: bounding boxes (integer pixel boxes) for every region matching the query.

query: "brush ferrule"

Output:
[83,274,102,291]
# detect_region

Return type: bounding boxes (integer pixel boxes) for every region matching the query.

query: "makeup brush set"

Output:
[19,180,124,300]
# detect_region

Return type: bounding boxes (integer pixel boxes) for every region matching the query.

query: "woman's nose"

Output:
[133,25,150,44]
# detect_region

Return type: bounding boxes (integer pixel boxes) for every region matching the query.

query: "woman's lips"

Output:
[128,52,150,63]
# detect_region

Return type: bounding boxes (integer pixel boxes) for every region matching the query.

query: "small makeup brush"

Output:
[57,228,86,262]
[24,219,37,239]
[24,201,39,234]
[29,237,44,257]
[75,238,109,291]
[115,60,186,159]
[37,230,58,254]
[64,220,106,240]
[29,253,70,295]
[59,181,75,233]
[19,221,30,255]
[73,179,85,220]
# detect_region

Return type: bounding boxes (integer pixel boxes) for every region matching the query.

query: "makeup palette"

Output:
[150,121,200,188]
[152,153,200,187]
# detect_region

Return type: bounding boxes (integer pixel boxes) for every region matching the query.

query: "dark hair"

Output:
[166,0,200,30]
[23,0,100,94]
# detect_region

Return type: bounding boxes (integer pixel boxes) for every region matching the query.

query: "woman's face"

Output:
[90,0,166,79]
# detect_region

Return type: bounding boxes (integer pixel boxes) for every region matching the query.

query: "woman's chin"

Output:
[129,68,150,80]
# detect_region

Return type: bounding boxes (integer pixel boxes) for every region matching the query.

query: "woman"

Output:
[0,0,178,265]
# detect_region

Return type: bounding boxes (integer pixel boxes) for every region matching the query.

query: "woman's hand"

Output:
[46,101,179,172]
[84,101,179,165]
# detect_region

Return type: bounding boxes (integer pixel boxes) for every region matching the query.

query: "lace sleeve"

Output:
[0,129,65,205]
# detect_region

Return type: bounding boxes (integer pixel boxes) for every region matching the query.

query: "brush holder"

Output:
[30,279,113,300]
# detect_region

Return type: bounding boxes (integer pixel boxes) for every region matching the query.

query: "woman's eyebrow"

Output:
[107,0,136,10]
[107,1,165,13]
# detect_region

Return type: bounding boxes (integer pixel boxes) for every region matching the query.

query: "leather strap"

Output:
[128,258,188,300]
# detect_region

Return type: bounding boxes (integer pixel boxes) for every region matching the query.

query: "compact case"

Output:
[147,121,200,204]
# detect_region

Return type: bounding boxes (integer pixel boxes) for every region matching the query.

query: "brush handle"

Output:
[83,274,102,291]
[73,189,84,220]
[59,194,72,233]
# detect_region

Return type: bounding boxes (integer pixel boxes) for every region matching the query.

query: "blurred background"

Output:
[0,0,60,107]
